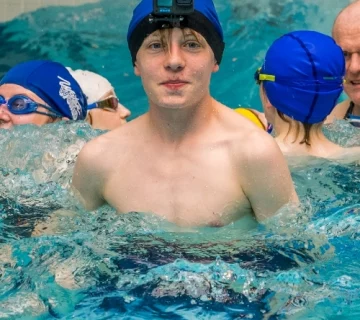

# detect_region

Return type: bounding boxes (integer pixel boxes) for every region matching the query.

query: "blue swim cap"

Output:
[260,30,345,124]
[0,60,87,120]
[127,0,225,65]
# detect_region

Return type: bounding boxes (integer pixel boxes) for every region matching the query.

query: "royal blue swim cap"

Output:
[127,0,225,65]
[0,60,87,120]
[261,30,345,124]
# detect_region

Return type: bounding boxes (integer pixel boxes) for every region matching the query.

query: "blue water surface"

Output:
[1,0,360,319]
[0,0,351,117]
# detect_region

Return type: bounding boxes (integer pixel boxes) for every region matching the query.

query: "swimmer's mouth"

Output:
[349,80,360,85]
[160,80,189,90]
[0,119,8,127]
[160,79,189,85]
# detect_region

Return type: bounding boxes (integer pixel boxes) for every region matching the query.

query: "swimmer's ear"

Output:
[212,63,219,73]
[134,62,140,77]
[259,84,271,107]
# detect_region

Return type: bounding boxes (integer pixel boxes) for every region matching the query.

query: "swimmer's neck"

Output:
[146,96,217,144]
[352,102,360,116]
[274,118,340,157]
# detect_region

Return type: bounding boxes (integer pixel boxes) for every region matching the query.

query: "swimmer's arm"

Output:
[241,136,299,221]
[72,142,107,211]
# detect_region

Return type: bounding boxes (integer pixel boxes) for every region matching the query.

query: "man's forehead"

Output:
[333,5,360,37]
[147,28,199,38]
[334,24,360,48]
[0,83,45,103]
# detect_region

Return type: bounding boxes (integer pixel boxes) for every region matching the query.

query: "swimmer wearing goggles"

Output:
[0,94,63,118]
[0,94,119,117]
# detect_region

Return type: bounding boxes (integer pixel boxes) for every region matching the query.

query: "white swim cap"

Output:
[66,67,114,104]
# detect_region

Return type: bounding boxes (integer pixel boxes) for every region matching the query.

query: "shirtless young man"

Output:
[72,0,298,227]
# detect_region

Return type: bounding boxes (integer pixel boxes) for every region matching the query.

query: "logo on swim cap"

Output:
[57,76,83,120]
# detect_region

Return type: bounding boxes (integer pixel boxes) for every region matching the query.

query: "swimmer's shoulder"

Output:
[326,99,350,124]
[224,107,280,161]
[216,102,265,131]
[234,107,267,130]
[76,116,145,172]
[330,145,360,163]
[84,114,145,149]
[213,103,274,157]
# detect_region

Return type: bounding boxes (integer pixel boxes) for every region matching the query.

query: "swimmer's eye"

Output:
[148,42,164,50]
[343,51,350,59]
[184,41,202,50]
[10,98,27,111]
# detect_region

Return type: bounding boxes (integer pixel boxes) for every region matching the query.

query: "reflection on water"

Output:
[0,0,359,318]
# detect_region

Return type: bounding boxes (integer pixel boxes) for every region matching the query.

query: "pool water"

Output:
[0,0,350,116]
[1,0,360,319]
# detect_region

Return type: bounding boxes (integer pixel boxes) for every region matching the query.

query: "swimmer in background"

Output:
[67,67,131,130]
[72,0,298,227]
[326,1,360,127]
[0,60,130,130]
[255,30,360,159]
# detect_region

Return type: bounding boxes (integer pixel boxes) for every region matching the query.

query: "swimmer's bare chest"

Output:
[103,147,253,226]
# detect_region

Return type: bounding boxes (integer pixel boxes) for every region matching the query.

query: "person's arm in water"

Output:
[72,138,108,210]
[239,132,299,221]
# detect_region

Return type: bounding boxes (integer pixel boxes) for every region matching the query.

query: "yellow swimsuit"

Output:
[234,108,265,130]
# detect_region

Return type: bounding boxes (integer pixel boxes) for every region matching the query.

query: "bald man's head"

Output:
[333,1,360,108]
[333,0,360,41]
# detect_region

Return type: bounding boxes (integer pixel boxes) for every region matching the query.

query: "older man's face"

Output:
[334,21,360,106]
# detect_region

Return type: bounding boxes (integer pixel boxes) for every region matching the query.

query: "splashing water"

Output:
[0,0,359,319]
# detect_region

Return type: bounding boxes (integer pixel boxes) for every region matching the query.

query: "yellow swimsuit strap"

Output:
[234,108,265,130]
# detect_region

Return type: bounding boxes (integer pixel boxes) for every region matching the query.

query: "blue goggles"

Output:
[0,94,63,118]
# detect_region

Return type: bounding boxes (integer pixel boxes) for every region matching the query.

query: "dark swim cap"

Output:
[0,60,87,120]
[260,30,345,124]
[127,0,225,65]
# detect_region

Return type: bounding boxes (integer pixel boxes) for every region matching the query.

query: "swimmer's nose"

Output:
[347,52,360,75]
[118,103,131,120]
[164,46,185,72]
[0,108,11,127]
[0,103,10,114]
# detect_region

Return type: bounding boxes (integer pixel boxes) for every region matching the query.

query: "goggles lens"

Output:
[10,97,28,112]
[87,96,119,111]
[97,96,119,110]
[0,94,61,117]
